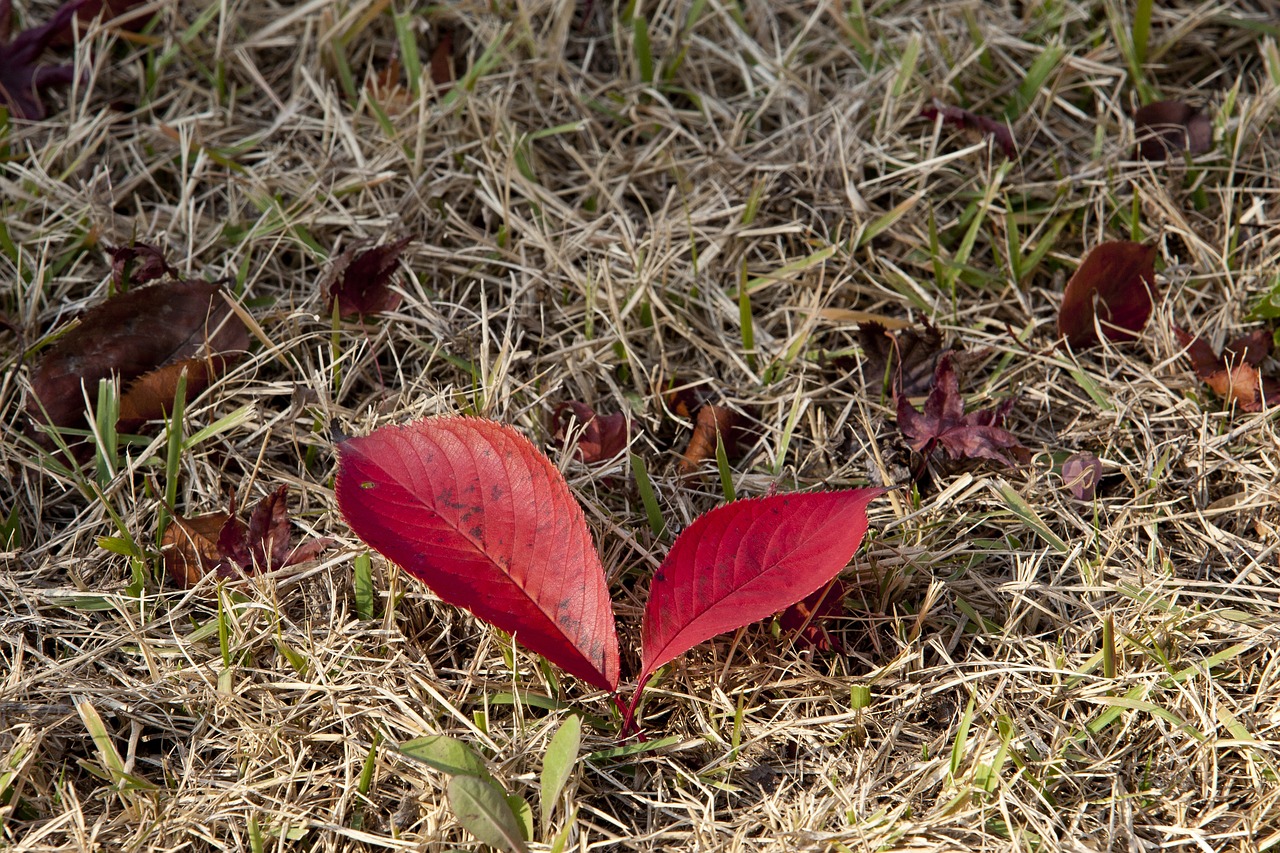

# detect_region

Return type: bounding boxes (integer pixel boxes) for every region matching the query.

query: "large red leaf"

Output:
[637,488,886,687]
[335,417,620,692]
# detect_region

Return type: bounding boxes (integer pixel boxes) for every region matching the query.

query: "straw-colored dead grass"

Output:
[4,0,1280,850]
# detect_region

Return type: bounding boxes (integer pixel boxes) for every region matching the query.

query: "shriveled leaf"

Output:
[638,488,886,687]
[678,403,745,474]
[446,775,528,853]
[335,417,621,691]
[550,402,632,463]
[399,735,491,780]
[0,0,85,120]
[921,100,1016,158]
[160,485,333,587]
[1173,326,1279,412]
[108,241,176,289]
[324,237,411,318]
[1061,452,1103,501]
[28,280,249,450]
[1057,241,1158,348]
[540,715,582,831]
[778,578,849,651]
[160,511,229,587]
[851,320,944,396]
[895,353,1027,470]
[1134,101,1212,160]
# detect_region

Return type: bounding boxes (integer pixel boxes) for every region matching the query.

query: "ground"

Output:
[3,0,1280,851]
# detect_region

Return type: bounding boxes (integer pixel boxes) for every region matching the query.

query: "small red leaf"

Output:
[335,417,620,692]
[637,488,886,687]
[324,237,411,319]
[1061,452,1102,501]
[778,578,849,651]
[108,241,176,288]
[921,101,1016,158]
[1057,241,1158,348]
[1134,101,1212,160]
[550,402,632,463]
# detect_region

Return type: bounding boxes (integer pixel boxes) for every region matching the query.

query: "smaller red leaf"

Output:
[921,101,1016,158]
[1134,101,1212,160]
[550,402,632,464]
[324,237,411,319]
[637,488,886,688]
[1057,241,1158,348]
[778,579,849,651]
[108,241,176,288]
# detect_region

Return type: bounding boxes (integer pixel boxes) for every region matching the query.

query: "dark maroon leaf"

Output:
[853,321,944,396]
[324,237,411,318]
[430,26,454,92]
[1061,452,1102,501]
[1173,325,1279,412]
[1134,101,1212,160]
[0,0,86,120]
[921,101,1016,158]
[550,402,632,463]
[108,242,176,289]
[28,280,250,451]
[895,353,1027,471]
[778,579,849,651]
[1057,241,1158,348]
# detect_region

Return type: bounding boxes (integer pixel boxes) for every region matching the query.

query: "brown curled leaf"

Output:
[678,404,742,474]
[1173,326,1279,412]
[550,402,633,463]
[108,241,176,289]
[921,100,1016,158]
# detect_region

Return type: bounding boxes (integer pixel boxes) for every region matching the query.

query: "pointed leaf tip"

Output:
[638,487,886,684]
[335,417,620,691]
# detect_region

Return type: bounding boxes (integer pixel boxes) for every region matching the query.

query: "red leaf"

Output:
[429,26,455,92]
[550,402,632,463]
[1173,326,1279,412]
[1057,241,1158,348]
[324,237,411,319]
[637,488,886,687]
[895,353,1027,470]
[1134,101,1212,160]
[778,578,849,651]
[108,241,175,288]
[0,0,85,120]
[921,101,1016,158]
[335,417,620,692]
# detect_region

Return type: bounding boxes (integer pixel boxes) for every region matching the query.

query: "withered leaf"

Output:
[109,241,175,289]
[1061,452,1103,501]
[778,579,848,652]
[1058,241,1158,348]
[0,0,85,120]
[550,401,632,463]
[162,485,333,587]
[28,280,250,447]
[430,26,454,92]
[896,353,1027,470]
[117,358,220,432]
[854,320,943,396]
[1134,101,1212,160]
[324,237,411,318]
[921,101,1016,158]
[1173,326,1279,412]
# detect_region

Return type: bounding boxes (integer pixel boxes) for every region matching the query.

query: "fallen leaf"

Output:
[852,320,943,396]
[550,402,632,463]
[1057,241,1158,348]
[108,241,176,289]
[0,0,85,119]
[921,100,1016,158]
[1134,101,1212,160]
[48,0,152,45]
[27,280,250,450]
[636,488,886,693]
[335,417,621,692]
[324,237,411,319]
[430,26,454,92]
[366,55,414,114]
[161,485,332,587]
[665,388,749,473]
[1173,326,1279,412]
[778,579,849,651]
[895,353,1027,470]
[116,358,222,432]
[1061,452,1103,501]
